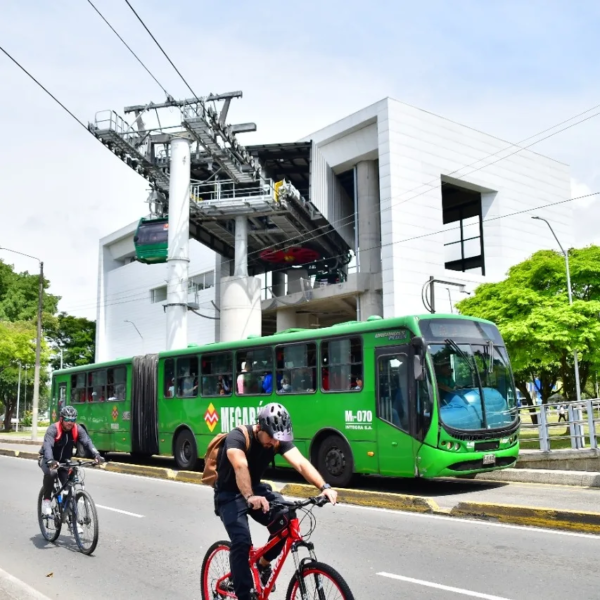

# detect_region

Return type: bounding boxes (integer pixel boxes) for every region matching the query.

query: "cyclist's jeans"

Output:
[38,457,68,500]
[216,483,285,600]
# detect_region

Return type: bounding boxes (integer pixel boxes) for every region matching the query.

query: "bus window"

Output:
[90,370,106,403]
[177,357,199,398]
[107,367,126,401]
[201,353,233,397]
[275,343,317,394]
[58,382,67,411]
[321,337,363,392]
[164,359,175,398]
[377,353,409,432]
[236,348,273,395]
[71,373,86,404]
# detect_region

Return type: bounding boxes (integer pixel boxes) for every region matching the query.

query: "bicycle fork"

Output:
[291,542,326,600]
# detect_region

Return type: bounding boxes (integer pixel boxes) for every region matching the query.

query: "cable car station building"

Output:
[94,95,573,361]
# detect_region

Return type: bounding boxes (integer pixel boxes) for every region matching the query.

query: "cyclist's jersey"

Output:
[39,422,99,464]
[216,425,294,493]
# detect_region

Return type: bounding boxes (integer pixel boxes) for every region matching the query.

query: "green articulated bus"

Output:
[49,314,520,486]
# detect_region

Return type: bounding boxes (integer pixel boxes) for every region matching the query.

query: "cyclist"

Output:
[38,405,103,516]
[215,402,338,600]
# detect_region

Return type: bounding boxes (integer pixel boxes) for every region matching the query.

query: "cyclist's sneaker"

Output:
[41,499,52,516]
[257,563,274,591]
[68,518,83,536]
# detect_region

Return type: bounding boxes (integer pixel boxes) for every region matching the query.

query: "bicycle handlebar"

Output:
[271,496,330,509]
[49,459,104,470]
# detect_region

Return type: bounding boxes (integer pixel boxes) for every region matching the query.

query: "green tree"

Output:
[47,312,96,370]
[456,247,600,404]
[0,260,59,324]
[0,321,42,430]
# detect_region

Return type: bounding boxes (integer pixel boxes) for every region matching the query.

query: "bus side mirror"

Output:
[412,337,426,381]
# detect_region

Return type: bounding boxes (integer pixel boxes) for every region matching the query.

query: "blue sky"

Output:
[1,0,599,318]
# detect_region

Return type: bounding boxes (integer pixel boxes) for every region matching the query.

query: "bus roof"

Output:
[158,313,496,358]
[53,356,133,376]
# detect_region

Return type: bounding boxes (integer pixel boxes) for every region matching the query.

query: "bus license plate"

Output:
[483,454,496,465]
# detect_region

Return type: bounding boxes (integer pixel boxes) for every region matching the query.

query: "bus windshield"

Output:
[429,341,517,431]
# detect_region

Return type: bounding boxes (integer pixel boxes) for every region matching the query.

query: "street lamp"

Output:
[124,320,144,341]
[0,247,44,439]
[531,216,582,402]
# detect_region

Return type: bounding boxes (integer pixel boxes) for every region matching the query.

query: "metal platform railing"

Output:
[518,399,600,451]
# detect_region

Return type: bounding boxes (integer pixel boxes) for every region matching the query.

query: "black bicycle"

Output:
[37,460,101,555]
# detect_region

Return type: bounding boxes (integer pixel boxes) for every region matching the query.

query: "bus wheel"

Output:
[316,435,354,488]
[174,429,198,471]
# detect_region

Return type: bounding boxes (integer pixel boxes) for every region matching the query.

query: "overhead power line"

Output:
[124,0,202,102]
[87,0,172,98]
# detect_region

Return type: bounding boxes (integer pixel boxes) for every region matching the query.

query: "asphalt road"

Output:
[3,441,600,513]
[2,454,600,600]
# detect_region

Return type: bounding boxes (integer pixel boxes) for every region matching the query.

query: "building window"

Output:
[321,337,363,392]
[236,348,273,395]
[151,285,167,303]
[201,353,233,397]
[442,183,485,275]
[189,271,215,293]
[276,343,317,394]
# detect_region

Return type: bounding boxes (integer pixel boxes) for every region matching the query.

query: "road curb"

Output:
[279,483,440,513]
[0,448,39,460]
[0,566,51,600]
[450,501,600,534]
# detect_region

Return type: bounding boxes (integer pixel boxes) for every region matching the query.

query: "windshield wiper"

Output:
[444,339,488,429]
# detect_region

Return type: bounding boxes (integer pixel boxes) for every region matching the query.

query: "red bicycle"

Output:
[200,496,354,600]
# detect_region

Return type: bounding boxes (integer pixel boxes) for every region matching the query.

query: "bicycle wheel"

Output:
[37,487,62,542]
[286,561,355,600]
[200,540,233,600]
[72,490,99,555]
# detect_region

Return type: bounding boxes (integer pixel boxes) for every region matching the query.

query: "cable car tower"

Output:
[89,92,350,348]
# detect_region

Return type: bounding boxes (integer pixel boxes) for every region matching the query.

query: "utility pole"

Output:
[32,260,43,439]
[15,364,21,433]
[532,216,581,402]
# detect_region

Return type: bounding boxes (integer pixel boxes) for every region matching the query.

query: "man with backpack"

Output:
[208,402,337,600]
[38,405,103,516]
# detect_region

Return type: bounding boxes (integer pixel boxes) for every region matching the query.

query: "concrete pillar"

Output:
[276,308,318,331]
[356,160,383,320]
[271,270,285,297]
[234,216,248,277]
[166,137,191,351]
[287,269,308,294]
[220,216,261,342]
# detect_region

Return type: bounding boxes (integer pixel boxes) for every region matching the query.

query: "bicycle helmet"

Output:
[257,403,293,442]
[60,405,78,422]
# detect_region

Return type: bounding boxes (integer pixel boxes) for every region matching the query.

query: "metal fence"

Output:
[518,399,600,451]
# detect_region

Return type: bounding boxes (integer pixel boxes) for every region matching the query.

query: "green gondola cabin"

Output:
[134,217,169,264]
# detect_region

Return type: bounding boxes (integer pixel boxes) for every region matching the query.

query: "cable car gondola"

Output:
[134,217,169,264]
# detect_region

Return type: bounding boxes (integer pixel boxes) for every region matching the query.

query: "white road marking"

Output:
[378,572,512,600]
[96,505,144,518]
[0,566,51,599]
[338,501,600,540]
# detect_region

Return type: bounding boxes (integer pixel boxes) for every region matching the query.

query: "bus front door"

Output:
[375,346,417,477]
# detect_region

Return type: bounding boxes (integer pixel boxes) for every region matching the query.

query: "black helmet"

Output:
[60,405,78,422]
[257,403,293,442]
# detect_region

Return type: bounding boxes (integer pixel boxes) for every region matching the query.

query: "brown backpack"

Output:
[201,425,251,487]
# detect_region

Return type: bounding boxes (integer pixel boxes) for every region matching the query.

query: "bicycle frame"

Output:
[215,513,316,599]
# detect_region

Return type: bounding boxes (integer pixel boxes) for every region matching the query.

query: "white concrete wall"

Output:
[96,222,217,361]
[380,98,572,316]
